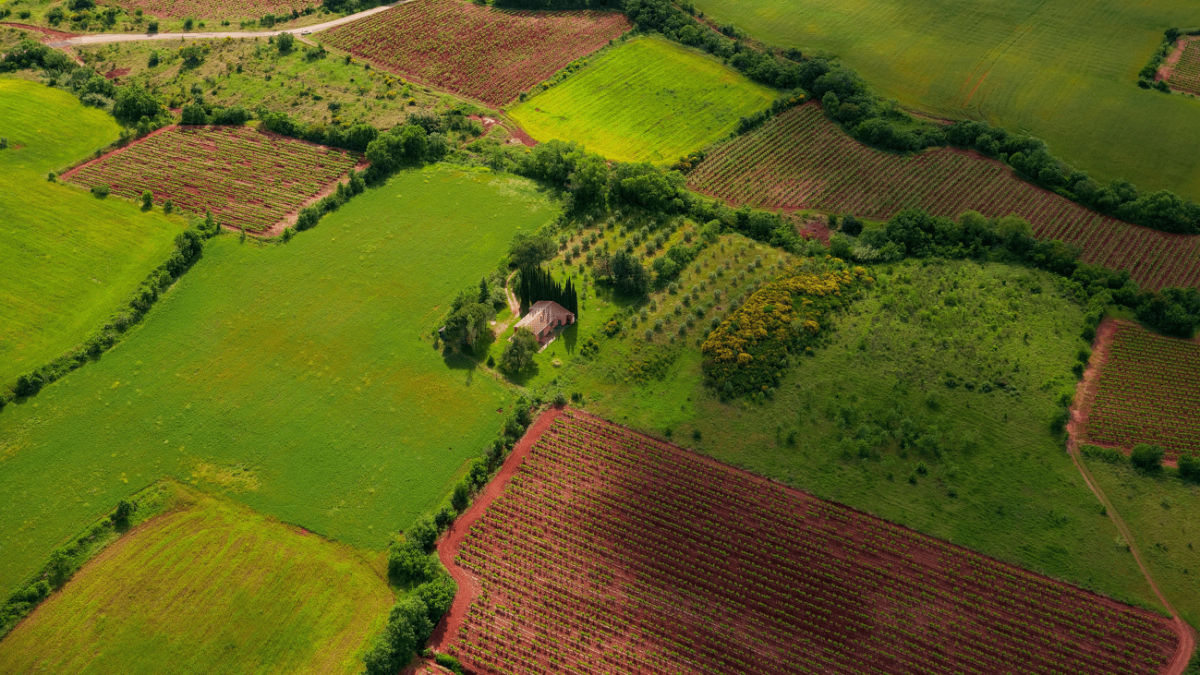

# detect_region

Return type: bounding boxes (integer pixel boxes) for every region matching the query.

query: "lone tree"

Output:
[501,328,539,374]
[111,499,136,526]
[1130,444,1164,473]
[1179,452,1200,483]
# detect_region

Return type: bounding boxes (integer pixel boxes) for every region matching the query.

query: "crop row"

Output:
[321,0,630,106]
[445,411,1179,675]
[119,0,314,20]
[1086,320,1200,460]
[1168,41,1200,96]
[65,126,359,232]
[686,103,1200,290]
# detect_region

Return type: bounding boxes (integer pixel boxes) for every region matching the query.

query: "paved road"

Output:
[45,3,396,48]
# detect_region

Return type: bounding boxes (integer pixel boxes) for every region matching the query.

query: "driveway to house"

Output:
[45,3,399,48]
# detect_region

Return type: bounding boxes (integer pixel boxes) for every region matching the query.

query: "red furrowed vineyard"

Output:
[1084,320,1200,461]
[321,0,630,106]
[116,0,316,20]
[687,103,1200,290]
[438,409,1182,675]
[1167,40,1200,96]
[64,125,359,232]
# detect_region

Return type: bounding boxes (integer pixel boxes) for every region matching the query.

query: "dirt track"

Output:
[1068,317,1197,675]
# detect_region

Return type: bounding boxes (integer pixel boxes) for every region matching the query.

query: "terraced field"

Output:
[64,125,360,233]
[321,0,631,106]
[688,103,1200,290]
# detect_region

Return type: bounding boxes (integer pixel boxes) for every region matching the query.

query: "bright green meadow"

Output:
[0,77,185,385]
[0,485,392,675]
[508,37,777,164]
[548,254,1161,610]
[688,0,1200,199]
[0,164,558,597]
[1084,458,1200,630]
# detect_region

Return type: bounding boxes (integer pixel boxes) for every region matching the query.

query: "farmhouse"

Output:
[514,300,575,346]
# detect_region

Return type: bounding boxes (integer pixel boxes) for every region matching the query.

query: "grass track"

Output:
[1084,460,1200,631]
[507,37,777,164]
[0,485,392,674]
[0,77,185,385]
[688,0,1200,199]
[0,164,558,597]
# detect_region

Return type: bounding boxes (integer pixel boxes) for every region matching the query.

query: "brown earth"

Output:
[429,405,565,654]
[0,22,79,42]
[1156,36,1200,83]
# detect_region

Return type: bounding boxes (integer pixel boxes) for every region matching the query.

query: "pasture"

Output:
[1084,458,1200,630]
[507,37,777,164]
[64,125,361,232]
[1083,320,1200,461]
[0,486,392,675]
[0,165,559,598]
[320,0,631,106]
[0,77,183,387]
[550,256,1161,610]
[444,410,1181,674]
[687,103,1200,290]
[687,0,1200,200]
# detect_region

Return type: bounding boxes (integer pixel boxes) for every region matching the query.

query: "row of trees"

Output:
[517,265,579,315]
[828,208,1200,338]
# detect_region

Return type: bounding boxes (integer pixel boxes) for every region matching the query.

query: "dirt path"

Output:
[0,22,79,42]
[1068,317,1197,675]
[429,406,565,654]
[43,3,401,48]
[490,271,522,336]
[1157,36,1200,83]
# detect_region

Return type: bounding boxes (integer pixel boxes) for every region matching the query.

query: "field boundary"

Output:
[435,406,1192,672]
[59,123,364,236]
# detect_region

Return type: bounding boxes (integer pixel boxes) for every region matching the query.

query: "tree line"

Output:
[517,265,579,315]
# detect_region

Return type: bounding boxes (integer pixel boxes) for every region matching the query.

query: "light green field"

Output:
[548,254,1161,611]
[689,0,1200,199]
[0,77,185,385]
[508,37,777,164]
[0,486,392,675]
[0,164,558,597]
[1084,459,1200,630]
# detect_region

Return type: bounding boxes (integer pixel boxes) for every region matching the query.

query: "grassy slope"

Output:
[1085,459,1200,630]
[0,486,392,675]
[508,37,777,164]
[554,255,1159,610]
[76,39,453,128]
[688,0,1200,199]
[0,77,184,384]
[0,164,558,597]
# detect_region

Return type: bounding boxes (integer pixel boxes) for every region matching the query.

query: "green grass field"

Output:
[0,485,392,675]
[507,37,777,164]
[0,77,185,385]
[0,164,558,597]
[1084,459,1200,630]
[688,0,1200,199]
[549,254,1161,610]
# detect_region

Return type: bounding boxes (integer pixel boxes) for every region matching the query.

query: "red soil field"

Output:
[687,103,1200,290]
[436,409,1182,675]
[1166,39,1200,96]
[1083,320,1200,462]
[321,0,631,106]
[63,125,359,232]
[114,0,317,20]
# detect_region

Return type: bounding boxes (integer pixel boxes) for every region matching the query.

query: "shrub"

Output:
[1178,453,1200,483]
[451,480,470,512]
[1130,444,1164,473]
[111,499,136,525]
[90,184,110,198]
[140,190,153,209]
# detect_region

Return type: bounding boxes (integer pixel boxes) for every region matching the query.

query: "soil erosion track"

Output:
[1069,319,1197,675]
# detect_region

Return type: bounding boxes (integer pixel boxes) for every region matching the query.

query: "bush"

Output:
[387,541,431,584]
[1130,444,1164,473]
[276,32,296,54]
[111,499,136,525]
[90,184,110,198]
[1178,453,1200,483]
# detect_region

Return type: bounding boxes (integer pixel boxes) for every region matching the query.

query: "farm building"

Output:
[514,300,575,346]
